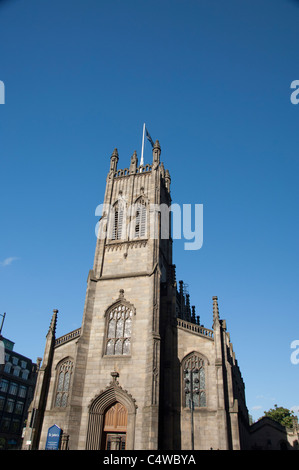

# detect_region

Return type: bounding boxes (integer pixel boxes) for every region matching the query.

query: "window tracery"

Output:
[182,353,206,408]
[55,359,73,408]
[105,304,133,356]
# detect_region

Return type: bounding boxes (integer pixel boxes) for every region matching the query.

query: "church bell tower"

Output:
[75,139,174,450]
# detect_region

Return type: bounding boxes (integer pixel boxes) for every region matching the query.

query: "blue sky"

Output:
[0,0,298,422]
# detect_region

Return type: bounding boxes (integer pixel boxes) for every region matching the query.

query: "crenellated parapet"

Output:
[106,140,171,195]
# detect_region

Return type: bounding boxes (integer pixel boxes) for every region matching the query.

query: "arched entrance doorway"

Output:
[102,402,128,450]
[85,373,137,450]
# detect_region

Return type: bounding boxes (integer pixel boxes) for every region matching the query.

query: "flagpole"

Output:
[140,123,145,167]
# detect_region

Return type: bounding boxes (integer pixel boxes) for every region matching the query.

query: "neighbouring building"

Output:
[22,139,251,450]
[249,416,299,450]
[0,336,39,449]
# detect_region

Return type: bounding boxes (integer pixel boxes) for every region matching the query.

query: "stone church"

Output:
[22,139,250,450]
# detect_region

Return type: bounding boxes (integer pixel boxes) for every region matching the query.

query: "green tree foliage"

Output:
[263,404,295,428]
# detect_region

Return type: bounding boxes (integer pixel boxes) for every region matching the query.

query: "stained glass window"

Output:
[105,304,132,356]
[123,338,131,355]
[55,359,73,408]
[183,354,206,408]
[106,340,114,356]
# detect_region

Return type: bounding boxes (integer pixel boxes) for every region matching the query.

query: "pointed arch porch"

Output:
[85,374,137,450]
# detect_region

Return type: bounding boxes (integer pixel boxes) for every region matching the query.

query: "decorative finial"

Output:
[109,148,119,175]
[192,306,196,323]
[164,169,171,191]
[112,148,119,158]
[152,140,161,168]
[130,151,138,174]
[119,289,124,299]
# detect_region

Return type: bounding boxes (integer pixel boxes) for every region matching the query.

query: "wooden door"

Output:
[103,402,128,450]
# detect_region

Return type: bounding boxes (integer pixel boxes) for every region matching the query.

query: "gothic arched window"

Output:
[182,353,206,408]
[55,359,73,408]
[134,197,147,238]
[111,202,124,241]
[105,304,133,356]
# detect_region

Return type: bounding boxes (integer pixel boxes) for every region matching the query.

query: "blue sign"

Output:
[45,424,62,450]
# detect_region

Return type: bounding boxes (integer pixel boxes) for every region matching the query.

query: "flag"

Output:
[145,127,154,147]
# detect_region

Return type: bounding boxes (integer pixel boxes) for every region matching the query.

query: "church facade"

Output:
[22,140,249,450]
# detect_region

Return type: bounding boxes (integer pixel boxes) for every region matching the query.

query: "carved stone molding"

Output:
[105,239,147,252]
[87,373,137,414]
